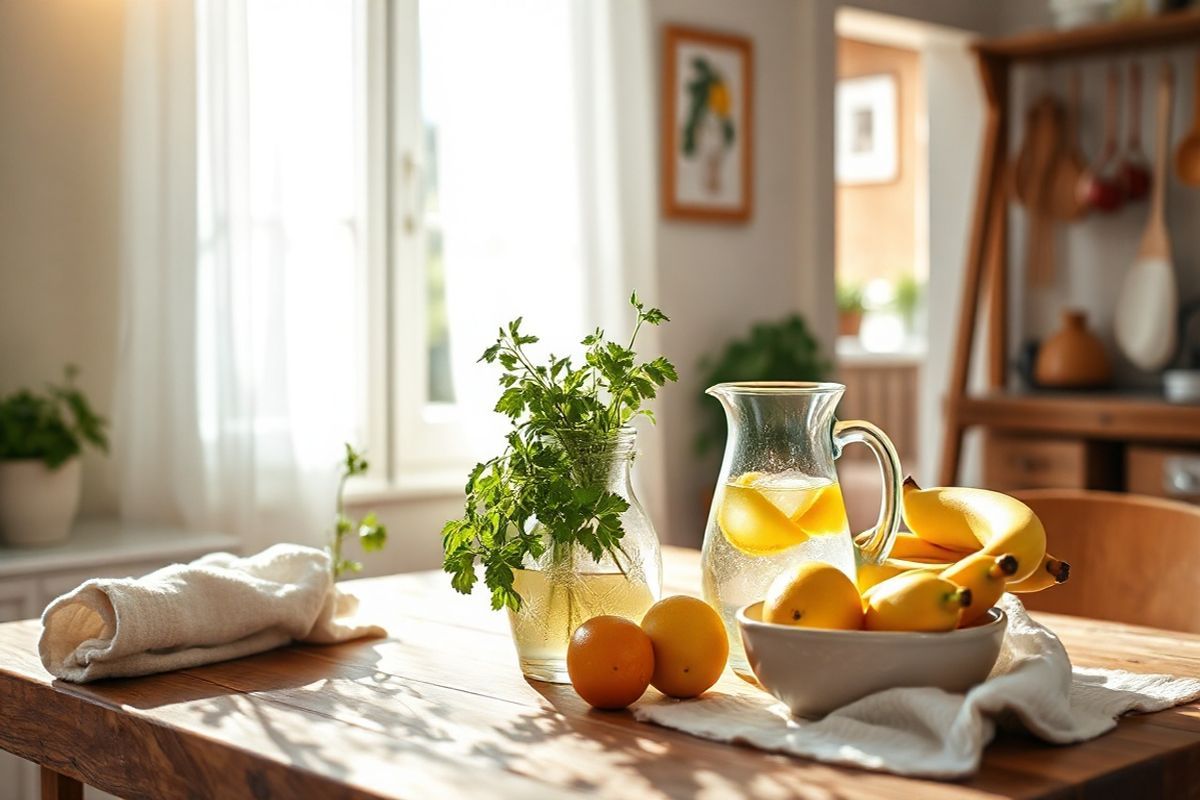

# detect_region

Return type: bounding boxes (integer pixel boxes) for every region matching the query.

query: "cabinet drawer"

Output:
[984,435,1120,491]
[1126,446,1200,503]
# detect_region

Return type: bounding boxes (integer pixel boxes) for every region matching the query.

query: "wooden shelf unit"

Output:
[954,392,1200,442]
[976,10,1200,62]
[940,13,1200,487]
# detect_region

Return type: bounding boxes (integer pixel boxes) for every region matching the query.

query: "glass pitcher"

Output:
[701,382,902,678]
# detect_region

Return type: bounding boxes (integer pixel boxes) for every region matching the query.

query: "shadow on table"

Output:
[465,680,847,798]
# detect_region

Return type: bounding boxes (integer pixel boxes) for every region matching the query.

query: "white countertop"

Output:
[0,519,240,580]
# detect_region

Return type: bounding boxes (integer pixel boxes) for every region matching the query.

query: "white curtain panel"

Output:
[117,0,662,544]
[429,0,665,520]
[117,0,364,549]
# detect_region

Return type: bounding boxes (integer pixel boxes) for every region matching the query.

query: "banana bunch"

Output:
[857,478,1071,632]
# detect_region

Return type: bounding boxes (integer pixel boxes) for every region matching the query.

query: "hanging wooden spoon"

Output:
[1049,70,1089,221]
[1174,52,1200,186]
[1115,61,1178,371]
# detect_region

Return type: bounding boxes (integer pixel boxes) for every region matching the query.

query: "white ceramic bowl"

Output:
[737,602,1007,718]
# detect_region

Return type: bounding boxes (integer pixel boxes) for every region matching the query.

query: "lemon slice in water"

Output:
[793,483,849,536]
[717,483,809,556]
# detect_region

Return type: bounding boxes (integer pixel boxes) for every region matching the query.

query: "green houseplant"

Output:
[892,275,924,335]
[695,315,830,455]
[837,282,866,338]
[0,366,109,546]
[442,294,676,682]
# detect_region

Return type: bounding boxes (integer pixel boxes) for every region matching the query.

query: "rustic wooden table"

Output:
[0,546,1198,799]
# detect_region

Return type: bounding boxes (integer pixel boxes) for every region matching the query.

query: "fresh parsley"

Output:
[442,294,677,611]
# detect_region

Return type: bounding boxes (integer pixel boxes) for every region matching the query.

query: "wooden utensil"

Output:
[1023,97,1063,286]
[1049,70,1090,221]
[1174,53,1200,186]
[1120,62,1152,201]
[1078,65,1125,213]
[1011,87,1053,207]
[1115,61,1179,371]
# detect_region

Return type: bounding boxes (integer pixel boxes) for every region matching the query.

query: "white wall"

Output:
[0,1,124,518]
[648,0,814,546]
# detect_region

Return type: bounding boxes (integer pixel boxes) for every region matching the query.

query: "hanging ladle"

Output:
[1078,64,1125,213]
[1120,61,1152,201]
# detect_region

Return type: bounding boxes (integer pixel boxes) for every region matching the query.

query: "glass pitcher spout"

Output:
[705,382,846,480]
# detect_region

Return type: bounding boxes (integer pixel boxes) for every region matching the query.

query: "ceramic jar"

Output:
[1034,310,1112,389]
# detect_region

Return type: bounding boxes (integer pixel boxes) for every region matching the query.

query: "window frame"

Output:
[368,0,503,490]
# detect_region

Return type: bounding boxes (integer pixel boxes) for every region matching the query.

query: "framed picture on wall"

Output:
[836,73,898,185]
[662,26,753,222]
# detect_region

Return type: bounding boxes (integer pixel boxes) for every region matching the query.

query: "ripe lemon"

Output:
[566,616,654,709]
[717,484,809,556]
[640,596,728,698]
[762,562,863,630]
[793,483,849,536]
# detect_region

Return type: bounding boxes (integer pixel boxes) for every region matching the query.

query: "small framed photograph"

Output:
[836,73,898,185]
[662,26,753,222]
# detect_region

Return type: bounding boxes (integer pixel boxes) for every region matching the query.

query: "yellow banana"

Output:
[863,570,972,632]
[856,556,950,595]
[1007,552,1071,593]
[901,477,1046,582]
[940,552,1018,626]
[889,532,974,562]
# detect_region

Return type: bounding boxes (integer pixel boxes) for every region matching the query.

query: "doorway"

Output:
[833,8,981,529]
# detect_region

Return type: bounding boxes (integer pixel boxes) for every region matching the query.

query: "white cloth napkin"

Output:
[634,596,1200,779]
[39,544,385,683]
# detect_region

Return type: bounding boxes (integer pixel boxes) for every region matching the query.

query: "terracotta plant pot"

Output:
[838,311,863,338]
[0,458,81,546]
[1034,310,1112,389]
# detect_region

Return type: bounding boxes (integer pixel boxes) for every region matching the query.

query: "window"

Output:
[193,1,627,489]
[383,0,596,482]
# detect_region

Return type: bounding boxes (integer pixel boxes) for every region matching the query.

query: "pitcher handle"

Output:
[832,419,902,566]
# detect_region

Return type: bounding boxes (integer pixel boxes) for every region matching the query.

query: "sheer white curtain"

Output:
[426,0,665,518]
[116,0,663,542]
[117,0,365,549]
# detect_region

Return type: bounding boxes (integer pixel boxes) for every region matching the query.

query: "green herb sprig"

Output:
[442,294,677,611]
[329,443,387,580]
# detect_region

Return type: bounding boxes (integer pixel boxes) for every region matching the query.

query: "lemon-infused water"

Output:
[508,567,655,683]
[701,472,857,678]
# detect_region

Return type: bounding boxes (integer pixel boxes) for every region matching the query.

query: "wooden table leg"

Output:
[40,766,83,800]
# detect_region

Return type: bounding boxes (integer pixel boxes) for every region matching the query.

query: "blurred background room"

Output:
[5,0,1200,792]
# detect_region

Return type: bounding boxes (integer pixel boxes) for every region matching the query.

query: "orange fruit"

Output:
[640,596,728,699]
[566,615,654,709]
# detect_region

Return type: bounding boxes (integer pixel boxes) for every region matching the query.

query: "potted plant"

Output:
[892,275,924,336]
[0,366,108,546]
[442,295,677,683]
[695,314,830,456]
[837,282,866,338]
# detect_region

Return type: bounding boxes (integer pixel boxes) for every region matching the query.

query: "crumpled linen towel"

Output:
[634,595,1200,779]
[39,544,385,683]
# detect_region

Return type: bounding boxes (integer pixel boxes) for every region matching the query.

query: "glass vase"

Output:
[506,427,662,683]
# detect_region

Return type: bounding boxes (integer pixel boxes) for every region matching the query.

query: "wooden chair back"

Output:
[1014,489,1200,634]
